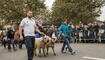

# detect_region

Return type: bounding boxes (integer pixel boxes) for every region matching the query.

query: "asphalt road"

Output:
[0,43,105,60]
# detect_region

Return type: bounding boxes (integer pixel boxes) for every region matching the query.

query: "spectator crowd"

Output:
[0,22,105,50]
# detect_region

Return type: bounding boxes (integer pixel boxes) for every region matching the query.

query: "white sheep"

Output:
[34,35,50,57]
[46,32,57,56]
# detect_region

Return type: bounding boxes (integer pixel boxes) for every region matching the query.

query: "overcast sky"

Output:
[44,0,55,10]
[45,0,105,21]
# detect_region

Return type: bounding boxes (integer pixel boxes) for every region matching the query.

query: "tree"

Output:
[50,0,105,26]
[0,0,46,29]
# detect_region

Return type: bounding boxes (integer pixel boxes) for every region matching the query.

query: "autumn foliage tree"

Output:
[50,0,105,25]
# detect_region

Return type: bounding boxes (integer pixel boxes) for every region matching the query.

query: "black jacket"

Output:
[7,30,15,39]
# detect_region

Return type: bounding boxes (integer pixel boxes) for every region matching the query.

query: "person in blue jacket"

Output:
[59,20,75,55]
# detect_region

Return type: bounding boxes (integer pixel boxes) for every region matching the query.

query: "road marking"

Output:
[83,56,105,60]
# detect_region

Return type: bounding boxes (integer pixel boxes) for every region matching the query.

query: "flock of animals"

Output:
[34,32,57,57]
[2,32,57,57]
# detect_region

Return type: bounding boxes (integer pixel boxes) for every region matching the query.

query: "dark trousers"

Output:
[3,40,7,48]
[25,36,35,60]
[1,40,3,45]
[19,38,25,49]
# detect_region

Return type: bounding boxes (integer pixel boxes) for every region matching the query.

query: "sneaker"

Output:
[61,51,66,54]
[70,51,75,55]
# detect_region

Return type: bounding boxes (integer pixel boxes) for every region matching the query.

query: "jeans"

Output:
[0,39,2,45]
[61,38,73,52]
[8,38,15,50]
[25,36,35,60]
[94,32,97,40]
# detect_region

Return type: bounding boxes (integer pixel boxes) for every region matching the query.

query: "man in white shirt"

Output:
[19,11,43,60]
